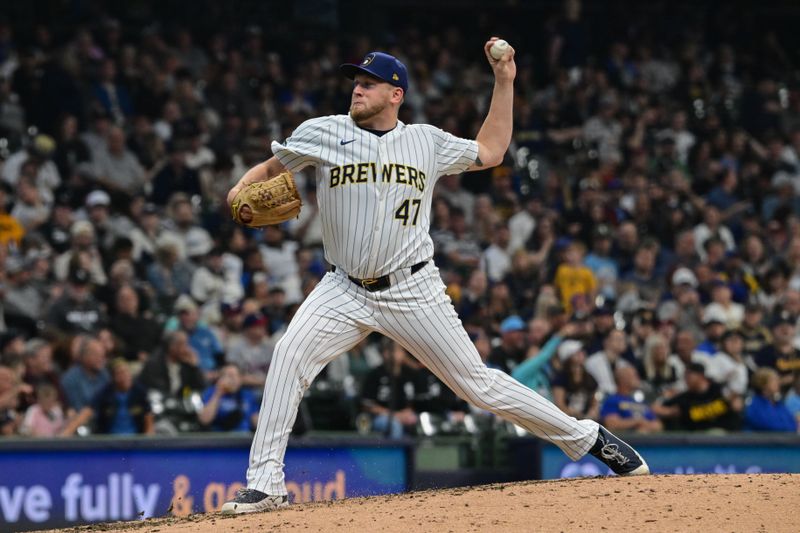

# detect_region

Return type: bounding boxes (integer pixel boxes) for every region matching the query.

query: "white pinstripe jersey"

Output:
[271,114,478,279]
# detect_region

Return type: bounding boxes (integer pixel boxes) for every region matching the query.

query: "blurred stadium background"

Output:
[1,0,800,529]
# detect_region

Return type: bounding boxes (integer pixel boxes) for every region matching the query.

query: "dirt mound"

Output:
[35,474,798,533]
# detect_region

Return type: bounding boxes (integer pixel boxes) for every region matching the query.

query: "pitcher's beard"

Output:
[350,101,387,123]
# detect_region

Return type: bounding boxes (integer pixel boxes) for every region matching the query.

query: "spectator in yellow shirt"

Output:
[0,182,25,247]
[554,241,597,314]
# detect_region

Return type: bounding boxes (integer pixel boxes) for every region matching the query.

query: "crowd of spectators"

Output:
[1,1,800,439]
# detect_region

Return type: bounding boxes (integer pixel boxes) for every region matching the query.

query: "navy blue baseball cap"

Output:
[340,52,409,92]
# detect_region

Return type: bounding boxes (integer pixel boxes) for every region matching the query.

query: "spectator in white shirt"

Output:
[585,328,631,396]
[480,222,512,283]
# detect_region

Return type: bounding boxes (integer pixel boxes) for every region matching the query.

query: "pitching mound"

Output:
[36,474,798,533]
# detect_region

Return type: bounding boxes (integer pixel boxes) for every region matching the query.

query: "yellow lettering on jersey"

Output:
[395,165,407,184]
[407,167,418,189]
[776,358,800,372]
[331,162,426,191]
[356,163,370,183]
[330,166,341,188]
[688,399,729,422]
[381,163,394,183]
[342,164,356,184]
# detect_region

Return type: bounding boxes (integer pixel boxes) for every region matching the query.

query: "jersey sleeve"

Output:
[271,118,326,172]
[428,126,479,177]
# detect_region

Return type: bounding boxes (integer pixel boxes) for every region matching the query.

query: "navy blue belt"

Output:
[333,261,427,292]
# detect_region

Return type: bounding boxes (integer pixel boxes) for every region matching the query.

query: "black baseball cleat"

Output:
[220,488,289,514]
[589,425,650,476]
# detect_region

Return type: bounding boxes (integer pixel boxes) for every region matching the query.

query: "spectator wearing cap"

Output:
[754,312,800,393]
[553,241,597,315]
[3,255,45,334]
[150,140,202,206]
[146,234,195,309]
[740,303,772,360]
[584,224,619,301]
[53,220,107,285]
[628,308,657,361]
[551,340,600,421]
[60,336,110,412]
[129,202,174,266]
[600,366,663,433]
[225,313,274,389]
[46,267,106,335]
[41,194,75,254]
[583,304,617,354]
[166,194,213,262]
[583,93,623,164]
[745,368,798,432]
[91,126,146,197]
[660,267,703,338]
[137,341,202,436]
[94,259,151,317]
[695,329,748,398]
[192,246,239,325]
[620,240,663,306]
[653,362,741,431]
[83,189,118,251]
[488,315,527,373]
[693,205,735,262]
[10,172,50,231]
[703,279,744,329]
[585,329,632,396]
[1,133,61,205]
[167,295,223,381]
[757,263,790,315]
[696,306,727,355]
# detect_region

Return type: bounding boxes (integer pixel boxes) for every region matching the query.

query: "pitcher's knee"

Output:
[271,337,311,371]
[457,369,501,410]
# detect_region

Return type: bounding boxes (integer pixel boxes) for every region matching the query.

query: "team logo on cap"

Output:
[392,73,399,81]
[362,54,375,66]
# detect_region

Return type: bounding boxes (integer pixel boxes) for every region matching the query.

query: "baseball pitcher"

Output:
[223,37,648,514]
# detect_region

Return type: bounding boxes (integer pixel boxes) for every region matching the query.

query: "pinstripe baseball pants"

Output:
[246,262,599,495]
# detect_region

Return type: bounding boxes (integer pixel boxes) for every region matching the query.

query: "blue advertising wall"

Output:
[0,436,412,532]
[538,434,800,479]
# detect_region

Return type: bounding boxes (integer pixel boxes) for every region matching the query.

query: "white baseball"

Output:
[490,39,510,60]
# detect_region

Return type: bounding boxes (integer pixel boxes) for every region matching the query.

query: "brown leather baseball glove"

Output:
[230,171,302,227]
